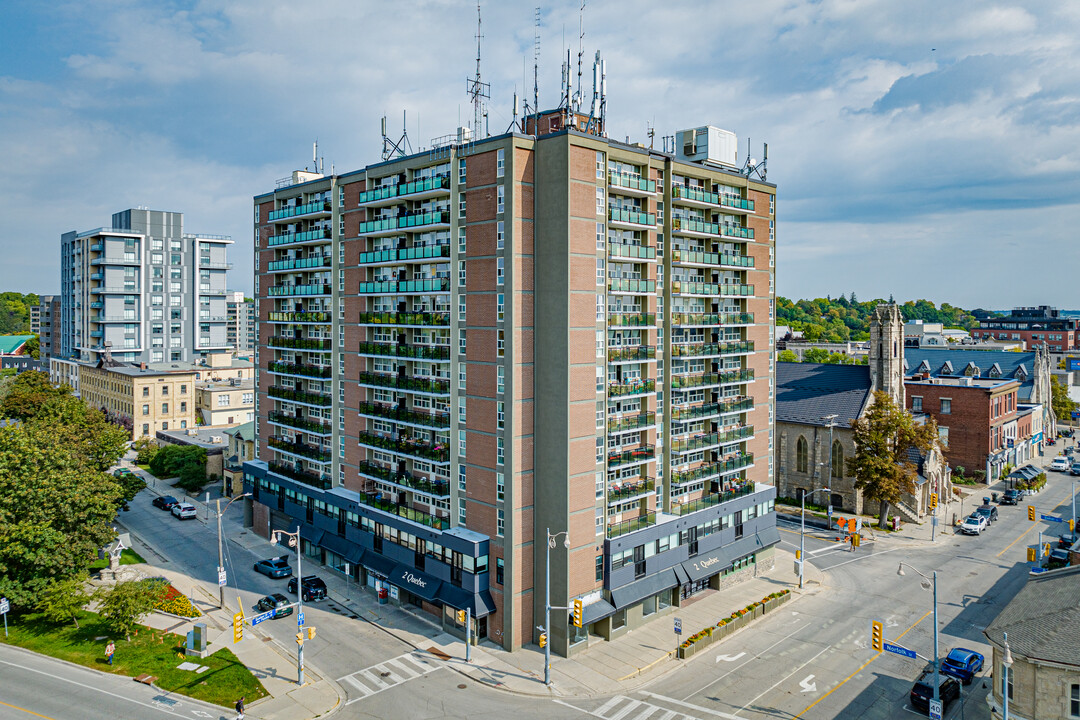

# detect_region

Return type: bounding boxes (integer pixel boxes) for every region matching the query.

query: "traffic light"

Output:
[456,609,466,624]
[1045,543,1052,558]
[930,493,938,509]
[306,627,316,639]
[1027,547,1036,562]
[295,632,304,645]
[538,632,547,648]
[572,599,583,628]
[870,620,883,652]
[232,612,244,643]
[1071,519,1076,533]
[852,533,861,547]
[795,549,801,560]
[1028,505,1036,521]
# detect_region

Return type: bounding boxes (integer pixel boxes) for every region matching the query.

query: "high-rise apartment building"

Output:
[245,112,778,656]
[226,291,256,354]
[34,295,60,363]
[59,209,233,364]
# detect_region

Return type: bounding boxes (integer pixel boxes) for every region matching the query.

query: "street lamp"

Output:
[543,528,570,686]
[1002,632,1013,720]
[216,492,251,610]
[898,562,939,709]
[799,487,831,589]
[271,526,304,686]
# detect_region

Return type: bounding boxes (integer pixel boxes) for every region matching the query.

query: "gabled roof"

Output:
[225,421,255,442]
[905,348,1037,400]
[0,335,34,355]
[775,362,872,428]
[984,565,1080,667]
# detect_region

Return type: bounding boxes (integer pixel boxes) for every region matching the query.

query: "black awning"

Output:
[673,564,691,585]
[682,547,732,583]
[581,598,616,625]
[609,568,678,609]
[299,523,324,546]
[358,549,397,578]
[436,585,497,618]
[389,565,442,602]
[319,532,363,565]
[723,531,773,562]
[757,525,781,549]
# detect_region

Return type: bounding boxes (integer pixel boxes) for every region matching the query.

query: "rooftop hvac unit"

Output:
[210,435,222,443]
[675,126,738,168]
[187,429,198,436]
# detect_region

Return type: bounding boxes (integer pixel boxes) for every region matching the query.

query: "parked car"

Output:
[1050,457,1070,472]
[170,502,197,520]
[255,593,293,619]
[287,575,328,602]
[152,495,180,510]
[974,503,999,524]
[1047,548,1070,570]
[940,648,985,685]
[1057,533,1079,550]
[253,556,293,579]
[910,668,960,714]
[960,514,987,535]
[1000,489,1022,505]
[1070,462,1080,476]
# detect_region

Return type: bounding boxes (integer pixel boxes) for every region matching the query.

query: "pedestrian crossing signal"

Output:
[930,493,938,509]
[871,620,883,652]
[1045,543,1052,557]
[232,612,244,643]
[572,599,583,628]
[539,632,547,648]
[1028,505,1036,521]
[295,632,304,645]
[1071,519,1076,533]
[306,627,316,639]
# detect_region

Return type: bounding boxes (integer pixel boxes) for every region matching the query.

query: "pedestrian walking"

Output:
[105,640,115,665]
[234,696,245,720]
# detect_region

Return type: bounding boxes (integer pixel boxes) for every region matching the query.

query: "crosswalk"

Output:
[583,695,700,720]
[338,650,443,703]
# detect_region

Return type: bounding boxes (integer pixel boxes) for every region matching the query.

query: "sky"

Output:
[1,0,1078,308]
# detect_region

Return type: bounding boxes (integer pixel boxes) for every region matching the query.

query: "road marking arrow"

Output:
[715,652,746,663]
[799,674,817,693]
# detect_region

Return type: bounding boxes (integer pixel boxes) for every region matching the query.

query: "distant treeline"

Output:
[0,292,39,335]
[776,294,980,343]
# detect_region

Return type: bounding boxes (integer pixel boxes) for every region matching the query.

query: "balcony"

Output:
[608,312,655,328]
[89,243,103,252]
[607,477,655,503]
[357,278,450,294]
[358,210,451,237]
[671,427,754,454]
[268,462,332,490]
[671,397,755,420]
[607,511,656,539]
[670,340,754,358]
[267,337,333,351]
[357,432,449,463]
[607,242,656,261]
[672,249,754,269]
[671,456,754,487]
[673,483,755,516]
[268,256,332,273]
[356,371,449,395]
[608,172,656,196]
[607,412,656,434]
[357,341,450,361]
[671,368,754,389]
[268,227,332,248]
[268,435,331,463]
[268,311,331,323]
[91,286,138,294]
[268,385,332,407]
[90,273,103,280]
[268,283,331,297]
[357,461,451,497]
[607,444,655,469]
[358,245,450,265]
[357,311,450,327]
[357,401,451,430]
[358,175,451,206]
[268,200,332,222]
[268,411,333,436]
[672,185,721,207]
[607,345,656,363]
[608,207,656,228]
[720,224,754,240]
[267,361,332,379]
[199,260,233,270]
[671,311,754,327]
[608,377,656,398]
[354,490,449,530]
[720,195,754,212]
[608,278,656,294]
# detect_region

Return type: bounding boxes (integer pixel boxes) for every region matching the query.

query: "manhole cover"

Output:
[458,684,467,689]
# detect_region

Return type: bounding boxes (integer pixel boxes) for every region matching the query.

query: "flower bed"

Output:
[155,583,201,618]
[677,589,791,659]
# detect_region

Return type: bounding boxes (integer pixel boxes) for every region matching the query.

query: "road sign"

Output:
[929,698,943,720]
[250,610,274,626]
[298,612,305,626]
[0,598,8,614]
[217,567,227,586]
[674,618,682,635]
[1042,514,1064,523]
[882,641,916,659]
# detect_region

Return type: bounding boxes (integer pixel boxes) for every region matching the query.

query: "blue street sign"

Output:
[298,612,305,626]
[1041,514,1064,523]
[250,610,274,626]
[883,642,916,659]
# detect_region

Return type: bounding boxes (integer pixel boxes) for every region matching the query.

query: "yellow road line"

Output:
[793,609,932,719]
[997,523,1037,557]
[0,700,58,719]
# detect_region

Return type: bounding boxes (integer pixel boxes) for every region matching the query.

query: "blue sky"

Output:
[1,0,1078,307]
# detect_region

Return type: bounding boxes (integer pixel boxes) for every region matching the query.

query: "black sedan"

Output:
[152,495,180,510]
[253,556,293,579]
[255,593,293,619]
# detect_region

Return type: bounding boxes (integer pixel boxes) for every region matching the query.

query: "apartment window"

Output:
[496,437,504,465]
[595,555,604,582]
[596,437,604,463]
[458,404,466,424]
[497,257,504,286]
[458,497,466,524]
[940,398,951,414]
[459,228,466,254]
[459,465,467,491]
[596,405,604,429]
[495,558,504,585]
[596,366,604,392]
[596,330,604,358]
[142,386,150,397]
[458,298,466,323]
[496,472,504,500]
[142,404,149,416]
[939,427,949,443]
[496,509,504,537]
[458,157,466,184]
[497,293,504,322]
[596,151,604,179]
[142,423,149,435]
[496,148,505,178]
[496,221,505,249]
[218,394,231,407]
[497,185,505,214]
[180,401,187,413]
[151,295,163,306]
[911,396,923,412]
[596,294,604,321]
[151,253,163,264]
[458,260,466,287]
[161,421,168,431]
[596,258,604,284]
[459,193,466,219]
[596,222,605,250]
[161,403,168,414]
[1070,683,1079,717]
[458,363,467,390]
[497,365,504,394]
[458,431,466,458]
[596,188,605,215]
[459,330,467,355]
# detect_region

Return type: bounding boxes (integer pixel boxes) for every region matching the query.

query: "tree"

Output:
[150,444,207,492]
[37,575,91,628]
[0,370,68,421]
[1051,376,1076,424]
[803,348,830,363]
[778,349,798,362]
[30,394,129,471]
[133,437,159,466]
[23,335,39,360]
[847,391,940,529]
[96,579,167,641]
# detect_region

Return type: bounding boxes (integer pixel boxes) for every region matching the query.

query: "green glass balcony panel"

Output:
[672,217,719,235]
[354,489,449,530]
[268,435,331,463]
[608,278,656,294]
[671,427,754,454]
[607,412,656,433]
[608,345,656,362]
[268,283,331,297]
[674,483,755,516]
[268,412,333,435]
[267,361,333,379]
[608,242,656,261]
[670,311,755,326]
[672,249,754,268]
[358,245,451,265]
[357,175,450,205]
[267,337,333,351]
[607,444,656,468]
[357,341,450,360]
[356,371,450,394]
[267,256,332,272]
[357,278,450,294]
[268,200,332,222]
[607,312,656,327]
[719,224,754,239]
[268,385,332,407]
[672,185,720,205]
[608,172,656,193]
[357,433,449,463]
[608,208,656,227]
[671,397,755,421]
[268,311,331,323]
[719,196,754,211]
[608,378,656,397]
[671,369,754,389]
[670,341,754,358]
[357,210,450,235]
[267,227,332,247]
[357,461,451,496]
[357,311,450,327]
[606,511,656,539]
[357,401,451,429]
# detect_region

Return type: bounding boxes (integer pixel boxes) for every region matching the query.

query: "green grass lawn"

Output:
[1,610,267,706]
[87,548,145,571]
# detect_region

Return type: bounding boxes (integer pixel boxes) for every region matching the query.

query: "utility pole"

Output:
[216,493,250,610]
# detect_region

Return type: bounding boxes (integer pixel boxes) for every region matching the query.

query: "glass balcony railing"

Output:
[671,369,754,389]
[268,200,332,222]
[670,341,754,358]
[354,489,449,530]
[358,210,450,235]
[672,280,754,296]
[357,401,451,430]
[607,477,655,503]
[268,462,332,490]
[671,427,754,454]
[720,224,754,239]
[606,511,656,539]
[607,242,656,261]
[268,412,333,435]
[609,207,656,227]
[359,245,450,265]
[268,283,331,297]
[720,195,754,211]
[357,278,450,294]
[607,412,656,433]
[268,436,331,463]
[267,256,332,272]
[607,444,655,468]
[674,483,755,515]
[357,341,450,361]
[608,172,656,194]
[609,278,656,294]
[356,371,450,394]
[267,337,333,351]
[89,302,103,309]
[608,378,656,398]
[671,311,754,326]
[268,311,331,323]
[267,361,332,379]
[672,249,754,268]
[357,433,449,463]
[672,185,720,205]
[607,312,655,327]
[357,311,450,327]
[357,461,451,497]
[608,345,656,362]
[671,397,755,420]
[357,175,450,205]
[268,385,332,407]
[268,227,332,247]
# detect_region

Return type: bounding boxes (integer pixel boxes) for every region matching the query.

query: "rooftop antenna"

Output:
[742,138,768,181]
[647,123,655,149]
[573,1,585,113]
[381,112,412,161]
[312,140,318,173]
[466,1,490,137]
[532,6,540,120]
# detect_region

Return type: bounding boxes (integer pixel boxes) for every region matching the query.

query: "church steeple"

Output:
[869,303,905,406]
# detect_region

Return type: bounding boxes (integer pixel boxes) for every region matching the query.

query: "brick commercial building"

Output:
[245,103,778,655]
[971,306,1080,352]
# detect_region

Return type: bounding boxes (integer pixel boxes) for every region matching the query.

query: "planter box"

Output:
[763,598,779,613]
[678,643,697,660]
[751,605,764,620]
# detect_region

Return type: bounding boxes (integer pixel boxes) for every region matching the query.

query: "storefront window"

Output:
[611,610,626,630]
[658,589,672,611]
[643,594,657,616]
[569,623,588,645]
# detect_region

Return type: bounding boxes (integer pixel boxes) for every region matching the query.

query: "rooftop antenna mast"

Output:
[573,1,585,113]
[532,6,540,120]
[467,1,490,137]
[742,137,768,181]
[381,112,412,161]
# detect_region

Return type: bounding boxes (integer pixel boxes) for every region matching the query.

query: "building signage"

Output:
[390,565,441,601]
[682,548,732,582]
[1068,357,1080,372]
[401,571,428,590]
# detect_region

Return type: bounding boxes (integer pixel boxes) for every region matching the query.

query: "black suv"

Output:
[1000,489,1022,505]
[287,575,327,601]
[974,503,999,524]
[910,669,960,714]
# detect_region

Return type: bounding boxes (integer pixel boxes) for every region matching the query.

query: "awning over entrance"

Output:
[609,568,679,610]
[722,529,777,562]
[681,547,732,583]
[436,584,497,618]
[319,532,363,565]
[358,549,396,578]
[389,565,442,602]
[581,598,616,626]
[298,523,324,546]
[757,525,781,548]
